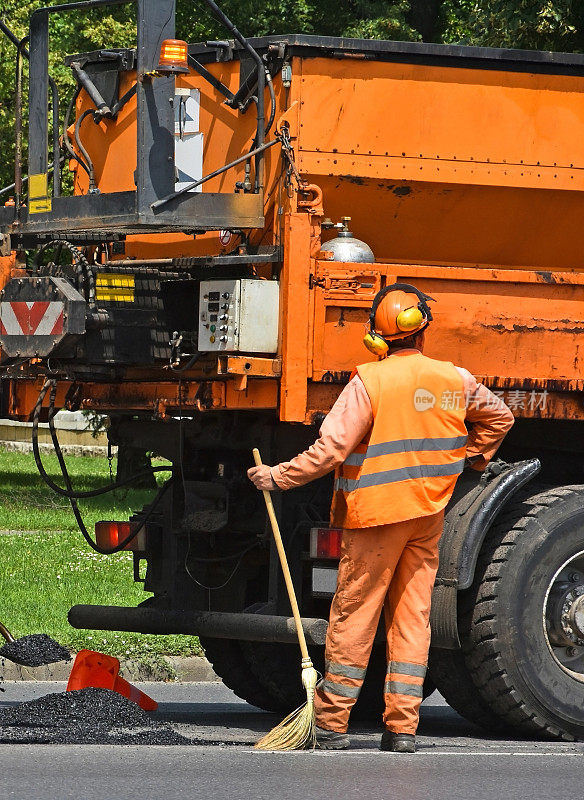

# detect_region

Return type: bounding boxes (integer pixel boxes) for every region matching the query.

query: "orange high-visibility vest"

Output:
[331,351,468,528]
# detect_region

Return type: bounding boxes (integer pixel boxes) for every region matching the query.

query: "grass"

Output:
[0,449,162,532]
[0,450,203,669]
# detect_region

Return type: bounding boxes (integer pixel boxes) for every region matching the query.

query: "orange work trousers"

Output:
[314,510,443,735]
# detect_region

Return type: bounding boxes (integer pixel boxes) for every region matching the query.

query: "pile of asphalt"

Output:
[0,634,71,667]
[0,687,190,744]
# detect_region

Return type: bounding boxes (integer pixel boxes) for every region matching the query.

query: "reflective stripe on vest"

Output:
[335,459,466,493]
[331,352,469,528]
[345,435,468,467]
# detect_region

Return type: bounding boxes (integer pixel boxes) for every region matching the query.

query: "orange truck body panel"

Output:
[5,41,584,422]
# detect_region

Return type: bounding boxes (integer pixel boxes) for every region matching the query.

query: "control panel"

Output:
[198,279,279,353]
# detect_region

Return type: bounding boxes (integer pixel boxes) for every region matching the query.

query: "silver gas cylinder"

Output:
[321,216,374,263]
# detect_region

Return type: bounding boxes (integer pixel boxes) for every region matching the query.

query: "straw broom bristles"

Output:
[254,660,319,750]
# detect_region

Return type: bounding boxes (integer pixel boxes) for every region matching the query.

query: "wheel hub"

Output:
[549,584,584,645]
[545,557,584,674]
[566,592,584,640]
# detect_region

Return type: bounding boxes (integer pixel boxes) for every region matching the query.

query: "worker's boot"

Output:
[380,731,416,753]
[315,725,350,750]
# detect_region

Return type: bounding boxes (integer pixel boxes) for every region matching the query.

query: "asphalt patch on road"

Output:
[0,634,71,667]
[0,688,191,745]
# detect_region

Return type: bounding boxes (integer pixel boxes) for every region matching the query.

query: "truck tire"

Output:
[200,636,286,713]
[206,637,435,718]
[428,646,507,731]
[460,486,584,740]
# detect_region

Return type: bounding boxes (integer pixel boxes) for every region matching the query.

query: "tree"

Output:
[1,1,583,192]
[443,0,584,50]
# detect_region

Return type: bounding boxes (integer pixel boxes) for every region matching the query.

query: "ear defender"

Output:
[363,331,389,356]
[363,282,435,356]
[396,306,424,332]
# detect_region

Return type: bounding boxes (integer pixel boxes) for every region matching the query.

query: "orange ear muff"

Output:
[396,306,424,333]
[363,331,389,356]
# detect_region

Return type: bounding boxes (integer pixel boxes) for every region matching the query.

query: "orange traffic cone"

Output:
[66,649,158,711]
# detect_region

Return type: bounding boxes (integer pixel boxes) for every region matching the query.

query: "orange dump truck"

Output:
[2,0,584,740]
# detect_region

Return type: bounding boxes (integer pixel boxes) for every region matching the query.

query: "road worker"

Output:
[248,283,514,753]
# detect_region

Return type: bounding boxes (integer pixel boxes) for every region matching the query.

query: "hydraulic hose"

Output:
[265,68,276,137]
[201,0,265,190]
[33,239,97,310]
[74,108,97,191]
[40,379,173,555]
[170,352,201,374]
[32,379,169,500]
[63,86,91,177]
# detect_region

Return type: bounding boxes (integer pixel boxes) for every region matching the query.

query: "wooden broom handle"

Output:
[253,448,310,662]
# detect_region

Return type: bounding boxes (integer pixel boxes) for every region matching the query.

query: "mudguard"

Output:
[430,458,541,649]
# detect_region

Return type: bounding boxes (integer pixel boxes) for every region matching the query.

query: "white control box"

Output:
[198,279,280,353]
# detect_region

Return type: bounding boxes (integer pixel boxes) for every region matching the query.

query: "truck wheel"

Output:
[241,641,434,720]
[428,646,507,731]
[200,636,286,713]
[205,617,435,718]
[461,486,584,740]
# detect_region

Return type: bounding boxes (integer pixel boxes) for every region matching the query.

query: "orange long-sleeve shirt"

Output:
[271,352,514,490]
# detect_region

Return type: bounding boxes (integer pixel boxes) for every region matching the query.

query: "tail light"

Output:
[95,521,145,551]
[310,527,343,559]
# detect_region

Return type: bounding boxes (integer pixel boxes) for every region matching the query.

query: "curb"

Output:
[0,440,111,457]
[0,655,219,683]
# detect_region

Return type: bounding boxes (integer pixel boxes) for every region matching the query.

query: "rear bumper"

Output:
[68,604,329,646]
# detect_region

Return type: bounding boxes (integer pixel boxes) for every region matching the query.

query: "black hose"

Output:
[74,108,97,190]
[265,68,276,137]
[32,379,169,500]
[42,380,173,555]
[33,239,97,310]
[170,352,201,374]
[201,0,265,190]
[63,86,91,177]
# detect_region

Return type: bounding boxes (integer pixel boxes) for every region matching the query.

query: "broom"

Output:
[252,448,319,751]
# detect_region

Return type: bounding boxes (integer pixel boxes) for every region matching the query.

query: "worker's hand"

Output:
[247,464,277,491]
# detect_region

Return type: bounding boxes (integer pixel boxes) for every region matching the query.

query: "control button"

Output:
[219,336,227,342]
[220,303,229,310]
[219,314,228,321]
[222,292,230,299]
[219,325,228,332]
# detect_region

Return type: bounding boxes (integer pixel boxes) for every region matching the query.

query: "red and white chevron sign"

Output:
[0,301,64,337]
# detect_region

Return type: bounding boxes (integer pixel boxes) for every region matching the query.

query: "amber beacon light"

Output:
[157,39,189,75]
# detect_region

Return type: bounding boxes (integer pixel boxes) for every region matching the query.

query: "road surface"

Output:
[1,681,581,799]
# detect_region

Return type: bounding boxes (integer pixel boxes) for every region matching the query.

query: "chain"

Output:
[39,239,97,310]
[108,439,114,484]
[278,126,304,192]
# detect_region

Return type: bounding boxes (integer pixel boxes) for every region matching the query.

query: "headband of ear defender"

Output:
[363,283,435,356]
